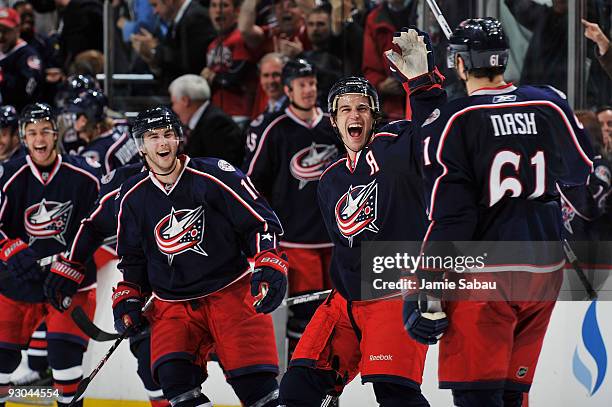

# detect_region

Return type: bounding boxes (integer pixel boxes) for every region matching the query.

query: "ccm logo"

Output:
[112,290,132,301]
[260,256,288,273]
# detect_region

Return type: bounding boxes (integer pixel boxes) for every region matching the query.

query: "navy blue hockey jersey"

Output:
[69,163,144,264]
[243,107,343,247]
[0,154,100,301]
[0,40,42,111]
[317,89,446,300]
[80,125,140,175]
[115,156,283,300]
[421,84,594,269]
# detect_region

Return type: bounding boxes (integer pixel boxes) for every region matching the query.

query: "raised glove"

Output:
[0,238,42,282]
[403,294,448,345]
[384,26,444,93]
[251,250,288,314]
[44,255,84,312]
[112,281,145,336]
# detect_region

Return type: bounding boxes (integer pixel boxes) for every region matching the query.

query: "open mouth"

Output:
[348,124,363,139]
[33,145,48,153]
[157,151,170,158]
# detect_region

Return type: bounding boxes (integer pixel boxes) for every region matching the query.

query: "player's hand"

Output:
[384,27,443,93]
[251,250,288,314]
[112,281,145,336]
[0,238,42,282]
[403,296,448,345]
[44,255,84,312]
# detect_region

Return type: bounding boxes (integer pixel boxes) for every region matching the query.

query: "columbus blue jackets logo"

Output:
[335,180,379,247]
[290,142,338,189]
[24,199,73,245]
[154,206,207,265]
[561,199,575,234]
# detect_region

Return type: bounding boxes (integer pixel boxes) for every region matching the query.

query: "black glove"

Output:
[112,281,145,336]
[251,250,288,314]
[403,295,449,345]
[44,255,85,312]
[0,238,42,282]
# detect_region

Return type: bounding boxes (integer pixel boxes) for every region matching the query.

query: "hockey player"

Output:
[60,89,139,173]
[0,105,24,162]
[278,28,446,406]
[243,58,343,354]
[0,7,42,111]
[0,103,100,407]
[409,18,594,406]
[44,161,170,407]
[113,106,285,407]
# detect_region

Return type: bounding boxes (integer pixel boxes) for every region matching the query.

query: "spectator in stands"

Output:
[362,0,418,120]
[597,106,612,160]
[503,0,602,94]
[202,0,258,127]
[301,5,363,108]
[14,1,48,58]
[329,0,366,76]
[169,74,245,165]
[115,0,164,45]
[251,52,287,117]
[131,0,215,86]
[0,7,43,111]
[583,19,612,80]
[55,0,103,67]
[69,49,104,76]
[239,0,311,59]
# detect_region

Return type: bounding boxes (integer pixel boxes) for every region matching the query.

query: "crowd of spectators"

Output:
[0,0,610,156]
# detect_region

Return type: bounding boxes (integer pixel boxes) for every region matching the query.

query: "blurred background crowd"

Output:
[0,0,610,172]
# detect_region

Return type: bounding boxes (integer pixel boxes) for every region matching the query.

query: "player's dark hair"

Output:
[596,105,612,115]
[469,66,507,81]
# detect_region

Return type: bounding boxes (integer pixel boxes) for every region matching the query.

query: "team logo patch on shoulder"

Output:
[335,180,379,247]
[516,367,528,378]
[27,55,41,70]
[595,165,611,186]
[422,109,440,127]
[101,170,116,184]
[83,152,101,168]
[250,114,264,128]
[25,199,73,245]
[154,206,207,265]
[492,95,517,103]
[290,143,338,189]
[217,160,235,172]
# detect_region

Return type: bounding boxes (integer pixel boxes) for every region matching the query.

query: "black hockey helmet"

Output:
[65,89,108,124]
[282,58,316,87]
[19,103,57,141]
[132,106,183,150]
[447,17,509,70]
[0,105,18,130]
[55,74,101,108]
[327,76,380,116]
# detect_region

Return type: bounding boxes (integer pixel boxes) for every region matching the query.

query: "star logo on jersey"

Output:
[24,199,73,245]
[335,180,379,247]
[290,143,338,189]
[154,206,207,265]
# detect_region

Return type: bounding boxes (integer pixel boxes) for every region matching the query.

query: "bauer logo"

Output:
[572,301,608,396]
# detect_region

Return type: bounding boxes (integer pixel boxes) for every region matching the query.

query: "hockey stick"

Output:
[71,306,120,341]
[283,289,332,307]
[70,289,336,343]
[562,239,598,300]
[425,0,453,40]
[67,297,154,407]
